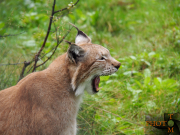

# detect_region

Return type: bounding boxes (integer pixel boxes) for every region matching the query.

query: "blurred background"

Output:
[0,0,180,134]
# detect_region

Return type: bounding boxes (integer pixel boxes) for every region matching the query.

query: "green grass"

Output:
[0,0,180,134]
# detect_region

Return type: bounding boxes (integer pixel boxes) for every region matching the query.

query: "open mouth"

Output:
[92,76,100,92]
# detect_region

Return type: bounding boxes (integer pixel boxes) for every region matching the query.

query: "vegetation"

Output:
[0,0,180,134]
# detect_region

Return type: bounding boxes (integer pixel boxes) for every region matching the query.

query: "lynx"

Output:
[0,25,120,135]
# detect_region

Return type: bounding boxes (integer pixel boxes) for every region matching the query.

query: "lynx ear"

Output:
[66,41,85,64]
[69,23,91,44]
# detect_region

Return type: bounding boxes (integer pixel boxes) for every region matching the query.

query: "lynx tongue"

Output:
[94,76,100,90]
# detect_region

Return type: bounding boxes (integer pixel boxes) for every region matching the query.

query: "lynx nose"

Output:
[113,62,121,69]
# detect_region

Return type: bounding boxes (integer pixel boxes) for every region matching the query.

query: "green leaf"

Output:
[143,68,151,78]
[118,125,130,130]
[141,59,151,66]
[146,101,156,108]
[69,14,76,22]
[0,22,5,35]
[144,76,151,86]
[23,40,36,47]
[100,76,110,81]
[123,71,138,76]
[177,98,180,104]
[130,55,137,60]
[106,80,113,84]
[95,114,101,121]
[76,9,86,20]
[0,22,5,29]
[153,77,162,86]
[135,80,143,89]
[161,79,177,90]
[148,51,156,57]
[88,10,99,26]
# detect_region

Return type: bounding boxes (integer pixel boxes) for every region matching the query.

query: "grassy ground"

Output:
[0,0,180,134]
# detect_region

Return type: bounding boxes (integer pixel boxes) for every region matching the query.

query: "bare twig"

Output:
[54,0,80,14]
[0,62,24,66]
[0,32,25,38]
[32,0,80,72]
[18,0,81,80]
[18,61,31,81]
[26,64,34,74]
[54,7,68,14]
[36,28,72,68]
[32,0,56,72]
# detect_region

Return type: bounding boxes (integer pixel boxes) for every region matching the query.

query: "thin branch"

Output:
[0,62,24,66]
[19,0,81,79]
[18,61,31,81]
[54,7,68,14]
[32,0,56,72]
[37,1,56,56]
[0,55,25,66]
[26,64,34,74]
[39,22,61,60]
[36,28,72,68]
[54,21,59,45]
[54,0,80,14]
[32,0,81,72]
[0,32,25,38]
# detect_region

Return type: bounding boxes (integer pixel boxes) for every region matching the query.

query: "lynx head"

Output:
[66,24,121,96]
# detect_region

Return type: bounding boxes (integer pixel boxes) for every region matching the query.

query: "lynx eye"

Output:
[100,56,105,60]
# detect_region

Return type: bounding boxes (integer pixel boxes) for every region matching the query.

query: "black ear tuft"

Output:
[65,40,72,45]
[69,23,91,44]
[67,43,85,64]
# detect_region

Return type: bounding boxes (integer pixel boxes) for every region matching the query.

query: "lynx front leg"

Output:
[72,120,77,135]
[63,119,77,135]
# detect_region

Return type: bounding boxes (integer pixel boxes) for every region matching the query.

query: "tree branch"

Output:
[32,0,56,72]
[0,62,24,66]
[54,0,80,14]
[36,27,72,68]
[18,0,81,80]
[18,61,31,81]
[0,32,25,38]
